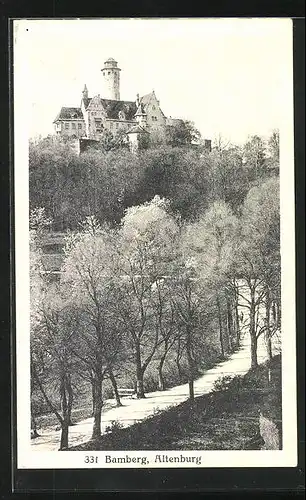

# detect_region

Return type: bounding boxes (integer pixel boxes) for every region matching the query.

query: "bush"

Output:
[105,420,124,434]
[212,375,234,393]
[103,384,114,400]
[143,373,160,393]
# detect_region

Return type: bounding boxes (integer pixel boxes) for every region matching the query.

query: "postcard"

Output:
[13,17,297,470]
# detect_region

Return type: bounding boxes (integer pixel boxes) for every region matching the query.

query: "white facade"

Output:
[101,57,121,101]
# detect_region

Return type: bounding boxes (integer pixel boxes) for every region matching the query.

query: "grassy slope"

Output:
[70,354,282,451]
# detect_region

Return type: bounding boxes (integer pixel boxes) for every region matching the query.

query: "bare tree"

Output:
[62,216,124,438]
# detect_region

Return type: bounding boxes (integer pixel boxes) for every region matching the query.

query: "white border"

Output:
[14,18,297,469]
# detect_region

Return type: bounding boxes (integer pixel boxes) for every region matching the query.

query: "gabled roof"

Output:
[102,99,137,120]
[55,90,167,124]
[135,103,146,116]
[140,92,154,106]
[126,125,149,134]
[53,107,83,122]
[84,97,137,121]
[140,91,166,117]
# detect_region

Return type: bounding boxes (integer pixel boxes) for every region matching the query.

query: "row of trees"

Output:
[31,175,280,449]
[29,130,279,230]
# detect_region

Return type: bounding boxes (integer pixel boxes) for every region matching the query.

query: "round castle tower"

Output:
[101,57,121,101]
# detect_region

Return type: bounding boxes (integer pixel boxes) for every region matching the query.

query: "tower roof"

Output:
[102,57,121,70]
[127,125,149,134]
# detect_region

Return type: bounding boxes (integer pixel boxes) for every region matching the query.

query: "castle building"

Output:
[53,57,184,149]
[53,58,172,144]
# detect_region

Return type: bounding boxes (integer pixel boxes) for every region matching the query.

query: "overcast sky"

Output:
[14,18,293,144]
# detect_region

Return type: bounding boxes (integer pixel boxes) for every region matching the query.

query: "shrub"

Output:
[212,375,234,393]
[143,373,159,392]
[105,420,124,434]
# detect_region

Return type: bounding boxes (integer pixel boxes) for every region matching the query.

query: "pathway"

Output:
[31,330,275,451]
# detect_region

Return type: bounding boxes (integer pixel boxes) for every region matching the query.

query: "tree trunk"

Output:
[31,414,40,438]
[186,329,195,402]
[265,290,273,361]
[90,375,95,417]
[66,374,74,426]
[272,301,276,323]
[188,380,194,401]
[175,338,183,383]
[135,347,145,399]
[59,376,69,450]
[109,369,122,406]
[234,303,241,346]
[250,286,258,368]
[158,342,169,391]
[158,355,166,391]
[226,299,234,352]
[233,282,241,346]
[250,331,258,369]
[91,372,103,439]
[59,421,69,450]
[217,296,225,358]
[136,372,145,399]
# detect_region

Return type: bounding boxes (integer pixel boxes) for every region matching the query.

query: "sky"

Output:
[14,18,293,144]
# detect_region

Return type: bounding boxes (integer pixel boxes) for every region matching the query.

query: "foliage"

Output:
[166,120,201,147]
[105,420,124,434]
[29,131,278,230]
[29,129,281,444]
[212,375,235,392]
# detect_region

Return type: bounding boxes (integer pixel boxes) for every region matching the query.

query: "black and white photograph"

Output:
[13,18,297,469]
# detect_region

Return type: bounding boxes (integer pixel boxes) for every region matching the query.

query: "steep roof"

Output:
[140,92,166,117]
[140,92,154,105]
[55,90,166,124]
[53,107,83,122]
[84,97,137,121]
[135,103,146,116]
[126,125,149,134]
[102,99,137,120]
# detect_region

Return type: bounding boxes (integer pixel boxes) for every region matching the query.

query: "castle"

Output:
[53,57,186,151]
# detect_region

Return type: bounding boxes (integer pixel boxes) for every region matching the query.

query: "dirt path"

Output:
[31,331,274,451]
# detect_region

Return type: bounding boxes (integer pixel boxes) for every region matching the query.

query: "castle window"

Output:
[72,122,76,129]
[108,71,111,75]
[152,105,156,110]
[65,122,69,129]
[78,123,82,129]
[116,123,119,128]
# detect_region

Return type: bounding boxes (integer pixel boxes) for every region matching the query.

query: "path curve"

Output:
[31,331,274,451]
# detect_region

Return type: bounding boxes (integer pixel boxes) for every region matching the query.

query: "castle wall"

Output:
[54,120,85,138]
